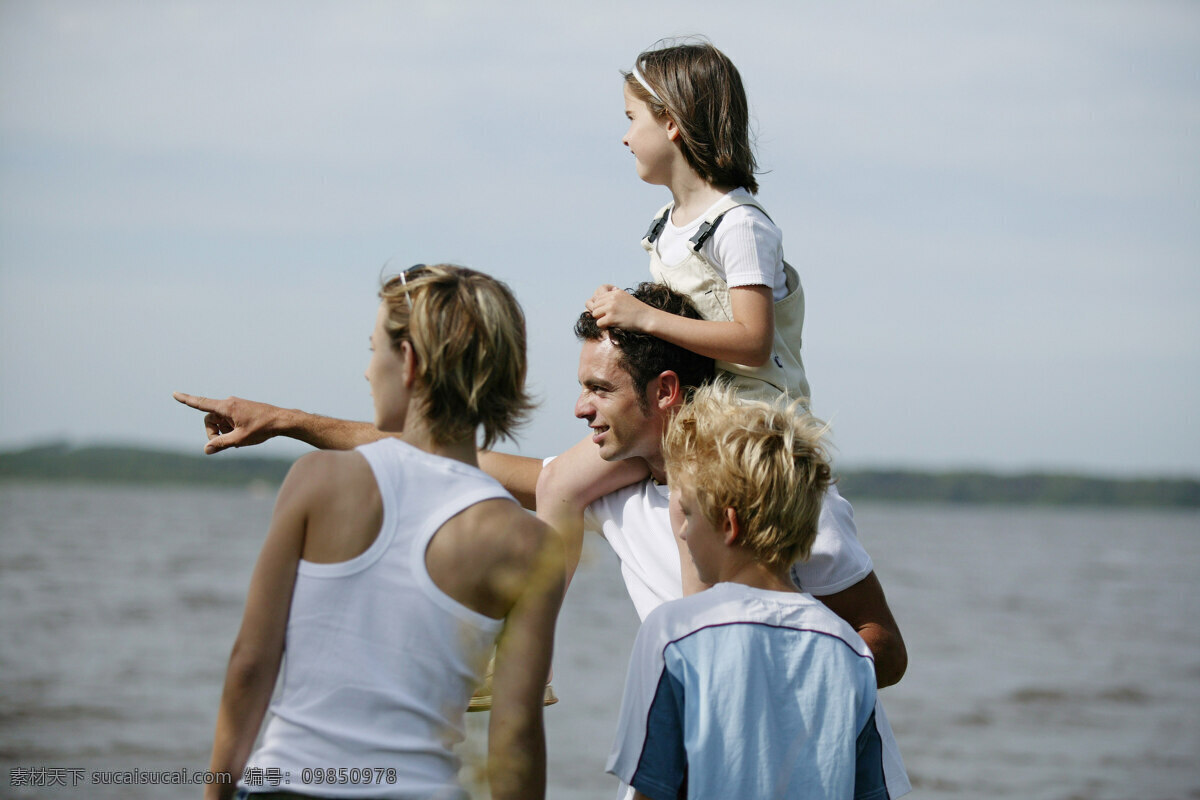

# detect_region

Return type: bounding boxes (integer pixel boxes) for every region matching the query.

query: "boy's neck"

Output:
[717,556,799,594]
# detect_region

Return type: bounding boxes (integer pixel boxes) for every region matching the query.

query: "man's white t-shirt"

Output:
[583,479,912,799]
[584,481,872,622]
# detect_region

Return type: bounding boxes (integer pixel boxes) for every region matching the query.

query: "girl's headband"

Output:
[631,63,663,105]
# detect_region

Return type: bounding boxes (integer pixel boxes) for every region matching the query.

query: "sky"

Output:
[1,0,1197,477]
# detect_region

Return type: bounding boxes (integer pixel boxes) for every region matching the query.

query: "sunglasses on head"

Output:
[394,263,426,309]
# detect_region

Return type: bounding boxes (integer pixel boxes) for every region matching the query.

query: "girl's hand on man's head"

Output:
[586,285,650,332]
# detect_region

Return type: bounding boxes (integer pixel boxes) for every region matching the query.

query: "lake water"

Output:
[2,483,1199,799]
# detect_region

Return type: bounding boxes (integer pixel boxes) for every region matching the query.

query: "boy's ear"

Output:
[653,370,683,411]
[722,507,740,546]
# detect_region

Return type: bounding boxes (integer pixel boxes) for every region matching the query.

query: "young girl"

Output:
[538,39,810,586]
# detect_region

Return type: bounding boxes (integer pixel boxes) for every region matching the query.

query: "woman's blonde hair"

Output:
[379,264,533,449]
[663,383,832,567]
[625,38,758,193]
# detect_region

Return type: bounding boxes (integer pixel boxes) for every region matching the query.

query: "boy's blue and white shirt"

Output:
[607,582,890,800]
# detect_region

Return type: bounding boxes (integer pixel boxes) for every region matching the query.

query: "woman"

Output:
[206,264,564,800]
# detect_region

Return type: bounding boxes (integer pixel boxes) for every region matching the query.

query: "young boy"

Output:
[606,385,889,800]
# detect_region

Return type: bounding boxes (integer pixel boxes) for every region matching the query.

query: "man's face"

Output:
[574,336,663,463]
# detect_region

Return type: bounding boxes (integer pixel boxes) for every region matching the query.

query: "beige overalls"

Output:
[642,194,811,405]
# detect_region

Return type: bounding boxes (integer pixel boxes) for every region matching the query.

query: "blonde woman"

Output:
[205,265,564,800]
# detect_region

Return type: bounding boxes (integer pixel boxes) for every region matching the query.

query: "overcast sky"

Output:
[1,1,1197,476]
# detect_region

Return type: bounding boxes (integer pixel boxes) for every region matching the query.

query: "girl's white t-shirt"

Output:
[655,187,789,301]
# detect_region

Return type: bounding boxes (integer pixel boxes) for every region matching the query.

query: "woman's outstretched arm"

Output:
[174,392,388,454]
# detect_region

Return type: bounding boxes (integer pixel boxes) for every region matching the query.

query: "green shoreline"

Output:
[1,442,1197,508]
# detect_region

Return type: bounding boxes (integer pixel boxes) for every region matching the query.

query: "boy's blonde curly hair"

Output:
[663,383,833,567]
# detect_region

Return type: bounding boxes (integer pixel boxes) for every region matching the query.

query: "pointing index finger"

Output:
[173,392,216,412]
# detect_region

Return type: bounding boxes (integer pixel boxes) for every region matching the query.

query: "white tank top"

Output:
[241,438,511,799]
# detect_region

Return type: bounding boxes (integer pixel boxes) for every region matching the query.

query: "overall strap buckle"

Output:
[643,211,669,243]
[689,211,730,252]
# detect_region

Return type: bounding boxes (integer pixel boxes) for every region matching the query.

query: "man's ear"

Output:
[653,370,683,412]
[722,507,740,546]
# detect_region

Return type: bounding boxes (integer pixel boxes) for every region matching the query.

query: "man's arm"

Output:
[173,392,387,454]
[476,450,544,511]
[816,571,907,688]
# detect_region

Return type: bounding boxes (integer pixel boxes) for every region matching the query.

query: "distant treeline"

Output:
[2,442,1198,508]
[0,443,291,487]
[835,469,1200,509]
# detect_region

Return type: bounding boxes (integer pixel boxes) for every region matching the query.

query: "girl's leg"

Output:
[471,436,646,712]
[535,434,648,585]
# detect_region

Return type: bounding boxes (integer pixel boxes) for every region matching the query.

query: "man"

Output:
[175,282,910,796]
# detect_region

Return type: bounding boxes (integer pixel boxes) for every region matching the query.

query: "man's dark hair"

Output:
[575,282,716,408]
